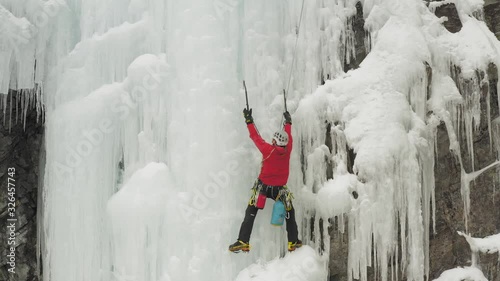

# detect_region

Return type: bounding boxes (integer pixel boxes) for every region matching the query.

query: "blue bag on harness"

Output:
[271,200,286,226]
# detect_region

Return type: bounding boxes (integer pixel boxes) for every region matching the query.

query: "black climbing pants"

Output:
[237,181,299,243]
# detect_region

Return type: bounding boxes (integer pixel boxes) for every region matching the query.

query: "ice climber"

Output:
[229,108,302,253]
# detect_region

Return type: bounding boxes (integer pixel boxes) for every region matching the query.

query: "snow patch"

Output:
[433,266,487,281]
[364,5,390,33]
[316,175,357,218]
[458,231,500,255]
[234,246,326,281]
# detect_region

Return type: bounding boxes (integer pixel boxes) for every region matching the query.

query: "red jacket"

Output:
[247,123,292,186]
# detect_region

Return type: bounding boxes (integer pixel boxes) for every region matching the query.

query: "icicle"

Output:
[14,90,18,127]
[487,80,492,152]
[8,90,12,132]
[0,93,6,126]
[493,118,500,191]
[448,69,483,171]
[344,17,356,66]
[305,145,330,193]
[407,65,428,120]
[364,32,372,54]
[497,80,500,120]
[418,139,435,281]
[460,159,500,232]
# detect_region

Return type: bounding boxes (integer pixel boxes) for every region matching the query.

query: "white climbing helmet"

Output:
[273,130,288,146]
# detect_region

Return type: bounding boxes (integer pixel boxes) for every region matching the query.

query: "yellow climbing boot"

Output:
[229,240,250,253]
[288,240,303,252]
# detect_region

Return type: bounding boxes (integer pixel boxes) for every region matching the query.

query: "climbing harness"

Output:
[248,180,262,206]
[248,181,294,213]
[277,186,294,211]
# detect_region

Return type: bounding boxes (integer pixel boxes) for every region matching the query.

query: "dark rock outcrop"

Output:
[415,2,500,279]
[0,1,498,281]
[485,0,500,39]
[434,2,463,33]
[0,91,43,281]
[343,2,367,71]
[328,3,500,281]
[430,65,500,280]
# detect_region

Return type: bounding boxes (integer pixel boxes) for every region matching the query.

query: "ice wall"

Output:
[37,0,338,281]
[43,78,123,281]
[292,1,500,281]
[0,0,76,122]
[0,0,498,280]
[294,11,434,280]
[107,162,170,281]
[426,0,500,232]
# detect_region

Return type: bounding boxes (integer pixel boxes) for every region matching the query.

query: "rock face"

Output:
[343,2,367,72]
[0,2,499,281]
[429,3,500,280]
[0,91,43,281]
[485,0,500,39]
[433,2,462,33]
[328,2,500,281]
[430,67,500,281]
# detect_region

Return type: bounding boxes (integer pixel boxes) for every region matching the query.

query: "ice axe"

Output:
[243,80,249,110]
[283,89,287,112]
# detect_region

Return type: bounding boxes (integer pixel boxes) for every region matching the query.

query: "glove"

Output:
[243,108,253,124]
[283,111,292,124]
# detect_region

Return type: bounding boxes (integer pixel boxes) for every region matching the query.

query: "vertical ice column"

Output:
[159,0,252,279]
[119,54,170,176]
[107,163,171,281]
[45,19,150,110]
[42,85,124,281]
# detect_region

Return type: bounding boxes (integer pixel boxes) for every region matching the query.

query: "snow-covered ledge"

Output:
[432,232,500,281]
[432,266,487,281]
[458,231,500,265]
